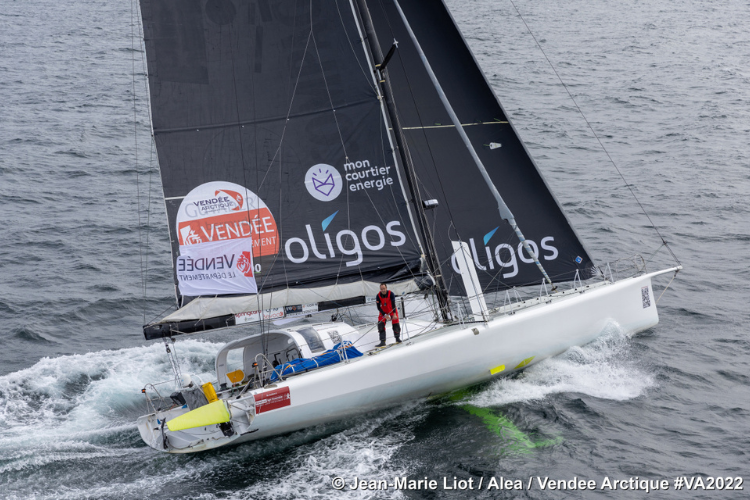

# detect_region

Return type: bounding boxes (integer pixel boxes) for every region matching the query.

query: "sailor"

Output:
[376,283,401,347]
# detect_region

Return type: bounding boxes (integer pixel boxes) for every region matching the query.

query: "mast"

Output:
[353,0,453,321]
[390,0,554,288]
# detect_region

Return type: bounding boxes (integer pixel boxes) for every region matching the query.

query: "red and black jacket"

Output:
[376,290,397,316]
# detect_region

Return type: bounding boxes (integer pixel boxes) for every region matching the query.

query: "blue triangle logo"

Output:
[483,226,499,246]
[321,211,339,231]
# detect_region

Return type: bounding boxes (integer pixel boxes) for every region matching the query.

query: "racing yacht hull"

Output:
[137,268,675,453]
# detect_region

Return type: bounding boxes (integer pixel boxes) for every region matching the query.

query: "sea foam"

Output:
[467,321,656,407]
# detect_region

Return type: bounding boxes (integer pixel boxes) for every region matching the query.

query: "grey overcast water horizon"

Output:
[1,0,749,498]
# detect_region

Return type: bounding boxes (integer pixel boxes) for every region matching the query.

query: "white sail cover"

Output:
[160,278,421,324]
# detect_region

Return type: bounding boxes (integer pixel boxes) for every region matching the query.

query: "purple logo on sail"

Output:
[313,171,335,196]
[305,164,342,202]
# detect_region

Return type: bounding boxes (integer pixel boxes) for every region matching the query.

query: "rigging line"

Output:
[218,20,270,355]
[348,172,367,289]
[642,241,667,268]
[340,106,423,285]
[137,0,163,320]
[154,100,373,135]
[230,10,303,347]
[135,0,154,314]
[146,302,180,326]
[507,0,681,266]
[354,0,448,318]
[310,2,349,161]
[334,0,377,93]
[310,2,359,290]
[143,137,155,315]
[360,0,451,319]
[380,127,421,254]
[131,0,146,322]
[266,5,313,332]
[134,0,155,145]
[375,82,434,260]
[225,23,261,314]
[355,171,422,284]
[374,0,467,264]
[249,11,265,329]
[270,1,299,322]
[256,27,313,191]
[656,270,678,304]
[256,12,315,348]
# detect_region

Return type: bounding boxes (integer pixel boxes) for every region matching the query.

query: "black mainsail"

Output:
[140,0,427,337]
[140,0,596,338]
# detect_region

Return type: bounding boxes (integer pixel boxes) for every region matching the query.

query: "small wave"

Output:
[10,326,56,344]
[65,170,92,178]
[0,300,14,315]
[53,149,88,158]
[467,323,655,407]
[1,195,43,206]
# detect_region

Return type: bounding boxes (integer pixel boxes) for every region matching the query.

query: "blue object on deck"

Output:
[270,342,363,382]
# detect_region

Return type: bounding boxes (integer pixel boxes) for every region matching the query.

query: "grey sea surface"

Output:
[1,0,749,498]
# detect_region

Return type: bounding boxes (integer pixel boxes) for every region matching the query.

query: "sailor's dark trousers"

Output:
[377,311,401,343]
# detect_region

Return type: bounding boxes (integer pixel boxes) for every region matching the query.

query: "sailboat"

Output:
[135,0,680,453]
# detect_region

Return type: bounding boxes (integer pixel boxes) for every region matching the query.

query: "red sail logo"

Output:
[236,251,254,277]
[216,189,244,211]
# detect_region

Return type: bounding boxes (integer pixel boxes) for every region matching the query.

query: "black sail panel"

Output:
[140,0,422,307]
[369,0,595,293]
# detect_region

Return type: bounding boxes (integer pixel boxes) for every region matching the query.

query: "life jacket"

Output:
[376,290,399,323]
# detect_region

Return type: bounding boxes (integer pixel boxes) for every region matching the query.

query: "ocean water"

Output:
[1,0,749,498]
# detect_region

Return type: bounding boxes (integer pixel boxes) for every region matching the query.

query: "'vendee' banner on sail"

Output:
[174,182,263,296]
[140,0,422,303]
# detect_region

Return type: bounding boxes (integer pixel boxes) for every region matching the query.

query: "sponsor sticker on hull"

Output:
[254,386,291,414]
[284,303,319,317]
[235,308,285,324]
[642,286,651,308]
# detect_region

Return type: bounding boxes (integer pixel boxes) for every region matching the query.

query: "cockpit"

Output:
[214,323,359,389]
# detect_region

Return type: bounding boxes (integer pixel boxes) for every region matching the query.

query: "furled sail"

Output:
[368,0,595,294]
[139,0,424,336]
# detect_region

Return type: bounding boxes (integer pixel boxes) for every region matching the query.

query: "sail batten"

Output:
[397,121,508,131]
[152,98,377,135]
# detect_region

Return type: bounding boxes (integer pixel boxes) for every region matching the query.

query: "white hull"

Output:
[138,268,674,453]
